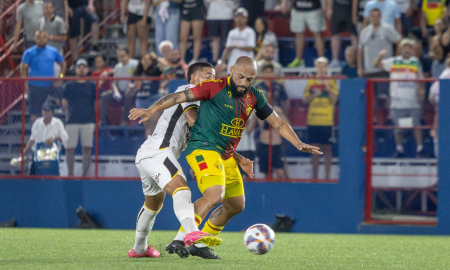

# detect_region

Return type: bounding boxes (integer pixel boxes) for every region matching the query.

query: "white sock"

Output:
[173,189,198,233]
[133,205,158,254]
[396,145,404,153]
[174,230,186,241]
[417,145,423,152]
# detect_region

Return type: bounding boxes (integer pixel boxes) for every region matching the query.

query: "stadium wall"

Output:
[1,79,450,235]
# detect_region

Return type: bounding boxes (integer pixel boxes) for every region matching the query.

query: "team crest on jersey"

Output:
[198,79,222,87]
[246,105,253,116]
[220,118,245,138]
[214,162,224,171]
[228,90,232,98]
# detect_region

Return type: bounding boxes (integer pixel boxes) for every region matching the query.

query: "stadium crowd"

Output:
[7,0,448,177]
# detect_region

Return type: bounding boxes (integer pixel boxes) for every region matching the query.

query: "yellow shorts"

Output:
[186,149,244,200]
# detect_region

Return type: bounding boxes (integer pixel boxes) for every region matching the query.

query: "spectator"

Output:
[393,0,414,36]
[374,38,426,158]
[162,48,187,79]
[121,0,152,57]
[420,0,447,40]
[358,8,401,78]
[363,0,402,35]
[11,0,44,51]
[216,8,256,74]
[158,40,174,67]
[91,54,114,95]
[21,30,66,123]
[132,53,163,137]
[240,0,266,27]
[254,64,290,113]
[38,2,67,80]
[154,0,181,56]
[326,0,358,68]
[303,57,338,179]
[100,48,139,126]
[23,101,68,175]
[62,59,96,176]
[257,106,289,179]
[254,17,279,62]
[256,44,283,76]
[179,0,204,64]
[342,46,358,78]
[433,19,450,75]
[429,18,447,77]
[38,2,67,55]
[205,0,235,64]
[282,0,326,67]
[428,58,450,157]
[48,0,65,20]
[64,0,100,66]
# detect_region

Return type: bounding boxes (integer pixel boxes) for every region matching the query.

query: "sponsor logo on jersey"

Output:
[198,79,223,87]
[220,118,245,138]
[228,90,232,98]
[224,104,233,109]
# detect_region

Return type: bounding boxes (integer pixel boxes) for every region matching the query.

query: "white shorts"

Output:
[135,148,186,196]
[290,8,326,33]
[66,123,95,149]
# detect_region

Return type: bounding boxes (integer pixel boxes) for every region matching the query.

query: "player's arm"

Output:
[265,111,323,155]
[233,152,254,178]
[184,106,198,127]
[129,89,198,124]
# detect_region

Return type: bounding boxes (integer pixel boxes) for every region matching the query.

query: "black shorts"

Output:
[330,3,357,35]
[28,84,58,116]
[207,20,232,39]
[181,7,205,21]
[69,5,99,38]
[257,143,284,174]
[127,12,151,25]
[307,126,332,145]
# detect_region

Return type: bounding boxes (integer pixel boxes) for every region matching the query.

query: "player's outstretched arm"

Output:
[265,112,323,155]
[233,152,254,178]
[129,89,198,124]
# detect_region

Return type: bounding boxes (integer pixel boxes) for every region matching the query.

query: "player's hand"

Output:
[239,158,254,178]
[430,128,437,138]
[68,7,73,17]
[379,49,388,58]
[299,143,323,155]
[45,138,55,145]
[86,4,95,14]
[129,108,153,124]
[138,18,147,27]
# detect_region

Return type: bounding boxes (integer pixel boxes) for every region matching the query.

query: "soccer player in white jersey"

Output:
[129,62,222,258]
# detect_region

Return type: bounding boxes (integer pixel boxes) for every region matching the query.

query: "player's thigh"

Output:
[290,9,306,33]
[179,20,191,39]
[306,9,326,33]
[80,123,95,148]
[137,149,186,193]
[66,124,80,149]
[191,20,204,38]
[223,157,245,200]
[186,150,226,194]
[410,109,423,126]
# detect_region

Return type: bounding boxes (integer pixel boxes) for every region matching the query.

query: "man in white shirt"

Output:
[23,102,68,175]
[374,38,426,158]
[256,44,283,76]
[215,8,256,74]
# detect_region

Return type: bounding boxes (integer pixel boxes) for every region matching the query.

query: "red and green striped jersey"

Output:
[186,77,273,160]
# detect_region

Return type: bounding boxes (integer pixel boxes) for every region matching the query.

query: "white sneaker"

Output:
[329,59,341,69]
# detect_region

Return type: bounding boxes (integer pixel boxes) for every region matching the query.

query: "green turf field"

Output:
[1,228,449,269]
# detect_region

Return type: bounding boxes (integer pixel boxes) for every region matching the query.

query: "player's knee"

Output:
[223,201,245,215]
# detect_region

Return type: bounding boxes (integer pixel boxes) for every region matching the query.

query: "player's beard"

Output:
[230,74,249,98]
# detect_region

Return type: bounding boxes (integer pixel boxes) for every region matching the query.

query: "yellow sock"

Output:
[201,220,224,236]
[179,213,203,232]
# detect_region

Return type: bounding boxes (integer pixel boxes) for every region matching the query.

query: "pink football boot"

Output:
[183,231,222,247]
[128,245,160,258]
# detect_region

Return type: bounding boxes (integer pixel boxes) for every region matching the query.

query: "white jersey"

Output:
[139,84,200,158]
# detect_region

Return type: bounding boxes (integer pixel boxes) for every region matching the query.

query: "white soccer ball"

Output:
[243,223,275,255]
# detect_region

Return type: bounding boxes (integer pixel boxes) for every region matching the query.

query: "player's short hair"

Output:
[187,62,214,84]
[345,46,357,53]
[370,8,381,15]
[94,54,107,62]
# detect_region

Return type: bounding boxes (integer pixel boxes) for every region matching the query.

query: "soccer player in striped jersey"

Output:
[129,57,322,259]
[129,62,230,258]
